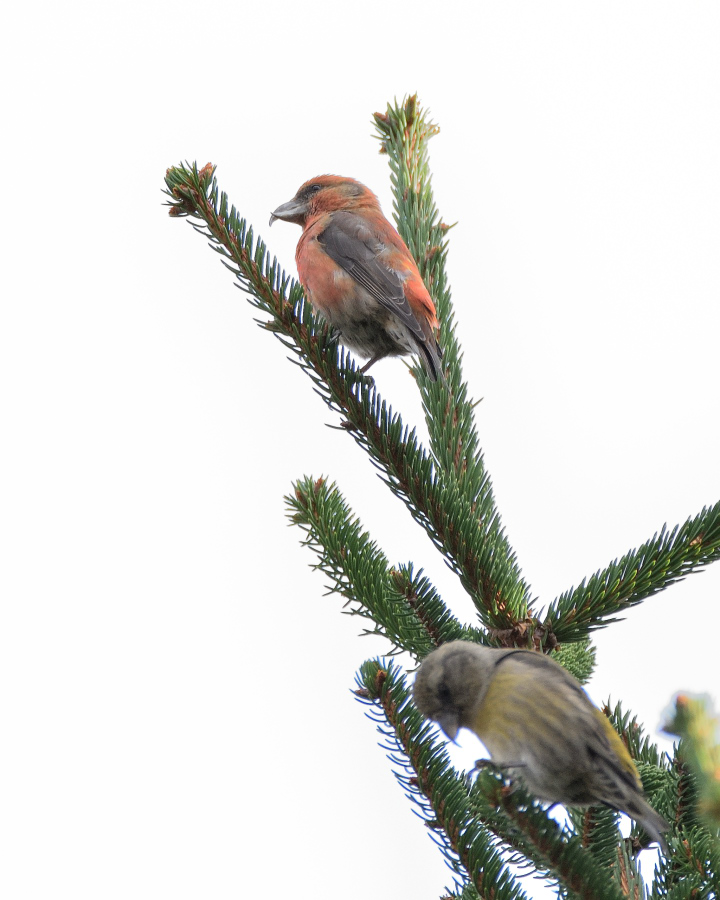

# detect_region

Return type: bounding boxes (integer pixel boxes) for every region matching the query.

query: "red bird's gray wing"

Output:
[317,211,427,343]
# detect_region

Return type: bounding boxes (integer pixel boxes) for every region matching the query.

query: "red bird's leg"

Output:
[359,354,384,374]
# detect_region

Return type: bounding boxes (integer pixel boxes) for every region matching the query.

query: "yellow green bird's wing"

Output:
[589,705,642,790]
[468,651,598,799]
[469,650,642,805]
[586,705,669,847]
[465,649,666,846]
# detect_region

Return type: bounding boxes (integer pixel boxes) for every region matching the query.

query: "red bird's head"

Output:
[269,175,379,228]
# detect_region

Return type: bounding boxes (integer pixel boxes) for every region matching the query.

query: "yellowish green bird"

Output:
[413,641,669,850]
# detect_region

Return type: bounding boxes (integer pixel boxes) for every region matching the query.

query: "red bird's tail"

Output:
[417,333,443,382]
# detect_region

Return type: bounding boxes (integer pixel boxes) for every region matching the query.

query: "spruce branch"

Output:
[375,96,532,628]
[356,659,532,900]
[670,751,701,841]
[544,500,720,642]
[611,842,649,900]
[285,475,481,655]
[651,824,720,899]
[469,772,629,900]
[604,701,670,771]
[550,638,597,685]
[450,886,483,900]
[664,695,720,834]
[358,659,628,900]
[164,98,720,897]
[655,879,717,900]
[164,160,529,632]
[566,806,622,870]
[374,98,489,507]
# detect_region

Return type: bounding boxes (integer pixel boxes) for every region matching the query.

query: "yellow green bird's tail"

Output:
[619,792,669,853]
[591,708,669,852]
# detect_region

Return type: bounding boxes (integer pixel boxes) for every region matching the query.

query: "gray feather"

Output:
[317,211,427,344]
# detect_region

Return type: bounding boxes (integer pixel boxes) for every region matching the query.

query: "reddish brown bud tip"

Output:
[198,163,215,188]
[404,94,417,124]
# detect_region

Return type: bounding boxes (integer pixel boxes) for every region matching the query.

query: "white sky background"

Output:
[3,2,720,897]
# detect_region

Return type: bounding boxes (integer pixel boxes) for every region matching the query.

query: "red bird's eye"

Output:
[298,183,323,201]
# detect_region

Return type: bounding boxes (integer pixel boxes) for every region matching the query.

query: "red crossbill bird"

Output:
[269,175,443,381]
